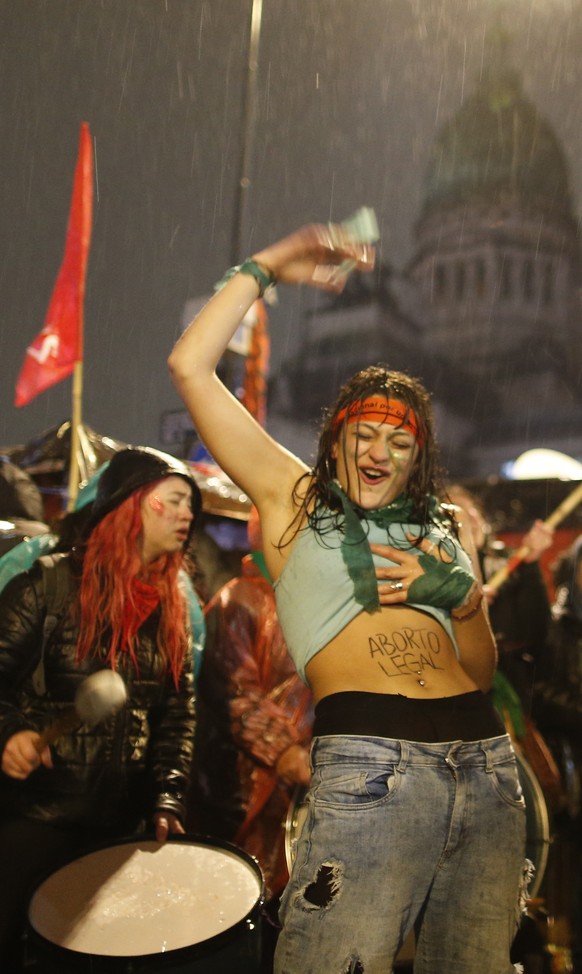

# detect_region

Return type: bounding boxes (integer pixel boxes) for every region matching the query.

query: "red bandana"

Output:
[115,576,161,667]
[332,395,424,445]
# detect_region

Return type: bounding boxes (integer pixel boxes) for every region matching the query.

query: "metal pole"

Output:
[66,361,83,511]
[231,0,264,264]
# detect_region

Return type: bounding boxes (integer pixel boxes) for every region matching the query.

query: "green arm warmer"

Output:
[407,552,475,610]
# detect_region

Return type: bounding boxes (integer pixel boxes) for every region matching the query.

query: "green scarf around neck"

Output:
[328,481,440,613]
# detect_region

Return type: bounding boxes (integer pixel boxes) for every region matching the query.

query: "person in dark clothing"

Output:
[0,446,200,971]
[534,535,582,974]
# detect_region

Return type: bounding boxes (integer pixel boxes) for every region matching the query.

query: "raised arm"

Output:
[168,224,375,517]
[169,271,295,508]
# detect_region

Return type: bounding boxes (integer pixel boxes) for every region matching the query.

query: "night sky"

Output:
[2,0,581,464]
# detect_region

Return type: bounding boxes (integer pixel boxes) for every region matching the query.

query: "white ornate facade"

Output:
[271,62,582,476]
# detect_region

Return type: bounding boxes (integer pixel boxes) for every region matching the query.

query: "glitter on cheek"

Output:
[148,495,164,514]
[388,448,405,468]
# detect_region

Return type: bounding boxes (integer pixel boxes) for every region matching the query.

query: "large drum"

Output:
[518,750,551,898]
[27,835,264,973]
[285,750,551,899]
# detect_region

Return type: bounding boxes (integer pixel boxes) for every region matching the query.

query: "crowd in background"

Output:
[1,452,582,974]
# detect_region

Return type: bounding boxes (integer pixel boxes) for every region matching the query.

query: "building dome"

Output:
[422,67,574,222]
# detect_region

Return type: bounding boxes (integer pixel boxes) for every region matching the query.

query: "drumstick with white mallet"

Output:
[486,479,582,593]
[36,670,127,750]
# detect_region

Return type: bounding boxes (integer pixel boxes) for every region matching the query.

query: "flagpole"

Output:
[67,360,83,511]
[14,121,94,512]
[66,122,93,511]
[67,122,93,511]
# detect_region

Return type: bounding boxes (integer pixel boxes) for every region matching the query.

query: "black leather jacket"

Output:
[0,556,195,832]
[533,608,582,736]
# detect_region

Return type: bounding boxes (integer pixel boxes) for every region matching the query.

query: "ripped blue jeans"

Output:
[275,735,527,974]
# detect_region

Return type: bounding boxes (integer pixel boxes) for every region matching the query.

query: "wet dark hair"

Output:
[282,364,450,546]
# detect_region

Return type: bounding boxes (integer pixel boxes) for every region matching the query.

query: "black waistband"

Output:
[313,690,505,743]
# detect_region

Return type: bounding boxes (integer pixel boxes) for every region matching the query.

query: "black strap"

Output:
[32,553,70,696]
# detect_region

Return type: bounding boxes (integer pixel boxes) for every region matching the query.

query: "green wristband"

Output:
[214,258,277,299]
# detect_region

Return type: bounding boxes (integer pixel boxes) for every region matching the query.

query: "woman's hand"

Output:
[1,729,53,780]
[252,224,375,293]
[154,811,185,845]
[370,537,438,605]
[522,519,554,563]
[371,536,459,607]
[276,744,311,787]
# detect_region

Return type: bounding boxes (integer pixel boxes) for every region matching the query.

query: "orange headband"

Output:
[332,396,424,445]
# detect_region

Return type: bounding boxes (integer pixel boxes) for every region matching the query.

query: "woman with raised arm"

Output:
[169,225,527,974]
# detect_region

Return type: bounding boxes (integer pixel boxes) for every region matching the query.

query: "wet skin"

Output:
[306,605,479,704]
[332,419,418,511]
[307,419,482,702]
[139,476,194,564]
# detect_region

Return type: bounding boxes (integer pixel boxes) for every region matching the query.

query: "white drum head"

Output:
[28,839,262,957]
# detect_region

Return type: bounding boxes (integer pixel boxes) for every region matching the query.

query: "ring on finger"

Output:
[389,581,404,592]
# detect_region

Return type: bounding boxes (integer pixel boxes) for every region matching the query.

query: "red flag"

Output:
[242,299,270,427]
[15,122,94,407]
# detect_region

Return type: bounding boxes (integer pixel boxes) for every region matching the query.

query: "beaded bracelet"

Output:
[450,582,483,622]
[214,258,277,300]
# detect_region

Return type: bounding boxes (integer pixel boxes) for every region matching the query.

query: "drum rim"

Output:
[516,752,551,899]
[285,784,308,873]
[27,832,265,966]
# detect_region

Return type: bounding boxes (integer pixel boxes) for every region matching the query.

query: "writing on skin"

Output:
[368,627,444,678]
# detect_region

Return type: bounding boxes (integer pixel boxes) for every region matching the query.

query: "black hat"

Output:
[90,447,202,533]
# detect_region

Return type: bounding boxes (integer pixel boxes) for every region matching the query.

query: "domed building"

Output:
[267,47,581,476]
[409,56,582,472]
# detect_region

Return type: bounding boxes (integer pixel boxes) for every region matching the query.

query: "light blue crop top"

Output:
[273,510,474,683]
